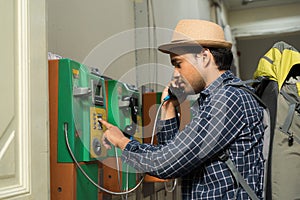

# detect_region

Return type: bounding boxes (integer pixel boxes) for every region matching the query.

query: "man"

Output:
[100,20,265,199]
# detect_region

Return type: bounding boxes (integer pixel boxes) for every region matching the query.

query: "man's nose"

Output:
[173,70,180,78]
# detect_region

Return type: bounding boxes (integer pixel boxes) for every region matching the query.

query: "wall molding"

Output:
[17,0,31,196]
[0,0,30,198]
[232,16,300,38]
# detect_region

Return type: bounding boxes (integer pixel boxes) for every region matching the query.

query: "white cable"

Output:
[64,123,144,195]
[164,179,177,193]
[150,100,177,193]
[125,164,129,200]
[114,146,124,199]
[150,101,164,144]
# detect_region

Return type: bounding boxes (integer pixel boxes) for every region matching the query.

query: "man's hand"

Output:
[99,119,130,150]
[160,86,177,120]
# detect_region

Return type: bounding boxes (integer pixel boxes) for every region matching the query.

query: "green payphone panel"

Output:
[105,79,142,191]
[106,79,142,142]
[57,58,107,162]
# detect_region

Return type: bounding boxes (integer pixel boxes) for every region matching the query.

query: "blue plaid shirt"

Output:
[122,71,265,199]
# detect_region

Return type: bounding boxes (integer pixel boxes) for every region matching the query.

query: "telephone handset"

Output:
[164,85,185,101]
[123,95,138,136]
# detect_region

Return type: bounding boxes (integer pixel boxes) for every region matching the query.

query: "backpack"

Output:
[253,41,300,200]
[220,41,300,200]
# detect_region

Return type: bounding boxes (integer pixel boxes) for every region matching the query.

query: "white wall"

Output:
[48,0,212,89]
[228,2,300,80]
[48,0,136,83]
[123,0,212,92]
[237,32,300,80]
[229,2,300,37]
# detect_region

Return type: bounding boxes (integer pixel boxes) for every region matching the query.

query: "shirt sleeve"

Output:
[156,118,178,145]
[122,118,178,154]
[121,89,247,179]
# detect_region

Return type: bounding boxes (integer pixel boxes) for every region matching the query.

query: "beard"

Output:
[183,73,206,95]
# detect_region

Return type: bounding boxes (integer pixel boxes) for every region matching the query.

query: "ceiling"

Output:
[224,0,300,10]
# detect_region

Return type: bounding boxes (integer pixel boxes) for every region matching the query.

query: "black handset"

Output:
[167,86,185,101]
[124,96,138,136]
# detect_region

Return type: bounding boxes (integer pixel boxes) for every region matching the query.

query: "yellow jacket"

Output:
[253,41,300,95]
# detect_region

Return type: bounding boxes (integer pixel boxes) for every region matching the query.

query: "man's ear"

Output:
[195,48,208,58]
[200,48,211,67]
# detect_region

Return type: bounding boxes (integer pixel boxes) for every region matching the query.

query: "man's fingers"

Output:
[102,133,112,150]
[98,118,112,129]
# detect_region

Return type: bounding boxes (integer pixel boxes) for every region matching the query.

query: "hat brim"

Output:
[158,40,232,54]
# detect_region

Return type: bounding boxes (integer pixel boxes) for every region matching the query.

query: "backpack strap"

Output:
[279,90,300,145]
[221,80,269,200]
[219,150,260,200]
[225,80,268,109]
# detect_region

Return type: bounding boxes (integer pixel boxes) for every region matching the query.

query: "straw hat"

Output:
[158,19,232,54]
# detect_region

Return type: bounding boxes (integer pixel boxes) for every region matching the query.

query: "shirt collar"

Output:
[200,70,235,98]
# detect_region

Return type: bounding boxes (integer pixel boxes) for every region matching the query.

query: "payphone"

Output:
[49,58,108,200]
[49,58,144,200]
[57,59,108,162]
[105,79,142,142]
[103,79,143,192]
[48,59,106,200]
